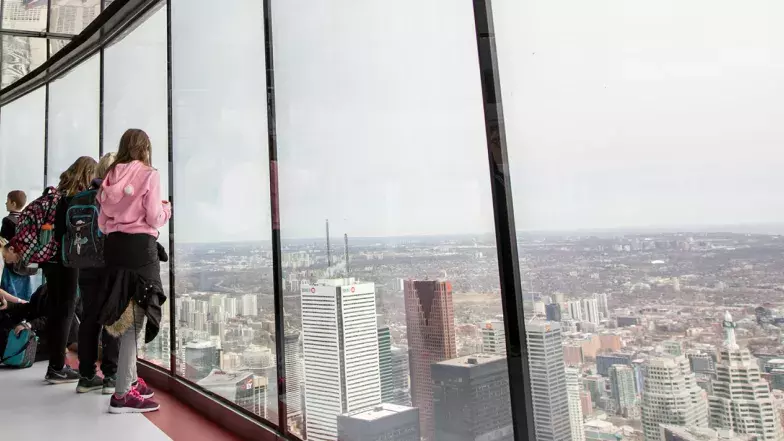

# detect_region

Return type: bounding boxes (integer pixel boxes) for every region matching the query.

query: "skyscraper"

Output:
[596,293,610,319]
[184,340,220,381]
[709,312,783,441]
[641,355,709,441]
[390,347,410,406]
[481,321,507,355]
[285,332,303,419]
[337,403,420,441]
[431,354,514,441]
[301,278,382,441]
[567,301,583,322]
[545,303,562,322]
[581,298,600,324]
[403,279,457,441]
[566,367,586,441]
[608,365,637,417]
[241,294,258,317]
[378,326,394,403]
[526,321,572,441]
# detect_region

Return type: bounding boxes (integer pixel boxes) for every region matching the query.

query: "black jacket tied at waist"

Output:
[94,232,167,344]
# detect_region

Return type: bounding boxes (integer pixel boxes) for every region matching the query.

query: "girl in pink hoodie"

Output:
[97,129,170,414]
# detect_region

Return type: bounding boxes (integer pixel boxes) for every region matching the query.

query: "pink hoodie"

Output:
[98,160,171,237]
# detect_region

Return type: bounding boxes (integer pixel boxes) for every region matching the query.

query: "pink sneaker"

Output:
[133,378,154,399]
[108,389,160,414]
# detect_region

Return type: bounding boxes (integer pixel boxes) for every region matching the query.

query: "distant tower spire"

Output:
[326,219,332,268]
[723,311,739,350]
[344,233,349,276]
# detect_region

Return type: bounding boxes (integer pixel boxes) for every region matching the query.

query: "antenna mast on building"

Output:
[326,219,332,268]
[344,233,350,276]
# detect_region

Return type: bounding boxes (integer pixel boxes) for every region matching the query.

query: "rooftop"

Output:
[436,353,506,367]
[344,403,416,421]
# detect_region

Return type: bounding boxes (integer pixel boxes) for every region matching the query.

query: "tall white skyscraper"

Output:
[481,321,507,355]
[709,312,783,441]
[566,367,586,441]
[301,278,382,441]
[567,301,583,322]
[641,355,709,441]
[596,293,610,319]
[241,294,258,317]
[581,298,600,324]
[526,321,572,441]
[225,297,238,318]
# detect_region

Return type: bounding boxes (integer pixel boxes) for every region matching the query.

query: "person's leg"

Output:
[42,264,80,383]
[109,304,158,414]
[76,273,103,391]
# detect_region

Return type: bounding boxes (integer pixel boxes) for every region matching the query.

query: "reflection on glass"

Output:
[0,87,45,202]
[49,38,71,57]
[170,0,275,423]
[49,0,101,34]
[1,35,47,87]
[493,1,784,441]
[47,54,99,186]
[1,0,47,32]
[274,1,514,440]
[103,5,170,368]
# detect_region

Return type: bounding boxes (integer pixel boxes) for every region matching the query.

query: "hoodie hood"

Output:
[100,161,151,205]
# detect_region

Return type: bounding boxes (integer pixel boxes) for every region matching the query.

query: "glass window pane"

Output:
[49,0,101,34]
[170,0,275,423]
[1,0,47,32]
[494,1,784,441]
[274,1,514,440]
[103,5,170,368]
[47,54,99,186]
[1,35,47,88]
[49,38,70,57]
[0,87,45,204]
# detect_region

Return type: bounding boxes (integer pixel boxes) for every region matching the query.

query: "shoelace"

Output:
[127,388,143,401]
[136,378,147,389]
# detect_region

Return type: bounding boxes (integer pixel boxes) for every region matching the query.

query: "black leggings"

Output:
[41,263,79,369]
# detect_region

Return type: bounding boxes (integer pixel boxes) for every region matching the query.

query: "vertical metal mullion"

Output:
[263,0,288,434]
[45,0,52,34]
[471,1,536,441]
[98,48,104,156]
[43,83,49,188]
[165,0,176,378]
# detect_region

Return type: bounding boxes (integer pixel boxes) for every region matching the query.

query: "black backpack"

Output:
[62,188,105,269]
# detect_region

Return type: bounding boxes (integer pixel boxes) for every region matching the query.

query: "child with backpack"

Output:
[5,156,98,383]
[97,129,169,414]
[0,190,33,301]
[0,283,80,367]
[72,152,121,395]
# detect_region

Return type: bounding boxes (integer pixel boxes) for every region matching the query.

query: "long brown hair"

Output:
[58,156,97,196]
[105,128,153,178]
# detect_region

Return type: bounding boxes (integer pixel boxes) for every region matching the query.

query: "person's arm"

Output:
[0,289,26,305]
[142,170,171,229]
[0,217,14,241]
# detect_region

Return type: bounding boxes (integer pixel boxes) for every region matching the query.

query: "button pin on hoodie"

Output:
[124,185,134,196]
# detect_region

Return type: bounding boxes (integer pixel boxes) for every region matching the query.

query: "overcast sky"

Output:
[2,0,784,242]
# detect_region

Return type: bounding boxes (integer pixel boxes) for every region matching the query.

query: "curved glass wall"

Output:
[4,1,783,441]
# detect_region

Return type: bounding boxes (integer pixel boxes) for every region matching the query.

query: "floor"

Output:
[1,362,171,441]
[1,361,244,441]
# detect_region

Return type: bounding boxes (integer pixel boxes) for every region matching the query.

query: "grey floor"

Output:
[0,362,171,440]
